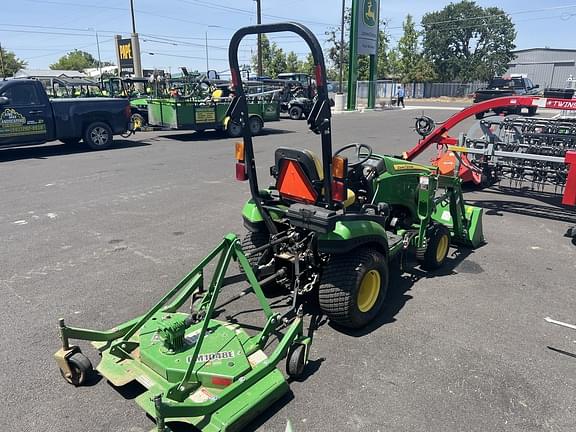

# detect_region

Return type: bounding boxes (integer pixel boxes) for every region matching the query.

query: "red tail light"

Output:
[315,64,324,87]
[331,179,346,202]
[236,162,247,181]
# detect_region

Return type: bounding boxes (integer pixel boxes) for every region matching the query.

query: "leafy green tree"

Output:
[0,46,27,77]
[421,1,516,81]
[286,51,300,73]
[50,50,99,71]
[298,53,315,75]
[251,35,290,78]
[395,14,438,83]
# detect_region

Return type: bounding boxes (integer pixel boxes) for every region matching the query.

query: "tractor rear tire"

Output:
[318,249,388,329]
[289,106,303,120]
[60,352,93,386]
[416,223,451,271]
[239,231,271,274]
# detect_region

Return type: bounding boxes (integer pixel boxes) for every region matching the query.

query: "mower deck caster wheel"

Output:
[286,344,306,379]
[60,352,93,386]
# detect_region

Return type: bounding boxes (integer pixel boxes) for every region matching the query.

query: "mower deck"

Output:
[94,315,288,432]
[55,234,309,432]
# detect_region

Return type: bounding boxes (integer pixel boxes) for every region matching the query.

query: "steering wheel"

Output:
[333,143,373,167]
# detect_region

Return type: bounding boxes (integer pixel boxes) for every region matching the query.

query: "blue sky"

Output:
[1,0,576,74]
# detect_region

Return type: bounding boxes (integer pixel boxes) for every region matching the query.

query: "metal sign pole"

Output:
[346,0,358,110]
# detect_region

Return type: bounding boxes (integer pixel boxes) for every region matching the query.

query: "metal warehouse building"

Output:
[506,48,576,89]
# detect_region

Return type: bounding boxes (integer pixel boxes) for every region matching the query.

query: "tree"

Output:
[50,50,99,71]
[286,51,300,73]
[298,53,315,75]
[421,1,516,82]
[395,14,437,83]
[251,35,290,78]
[0,46,26,77]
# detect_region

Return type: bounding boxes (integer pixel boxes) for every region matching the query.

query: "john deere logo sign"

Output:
[356,0,379,55]
[363,0,376,27]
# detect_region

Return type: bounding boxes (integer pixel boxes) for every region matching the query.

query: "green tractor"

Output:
[230,26,485,329]
[52,23,484,432]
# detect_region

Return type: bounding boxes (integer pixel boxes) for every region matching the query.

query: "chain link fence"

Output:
[341,80,488,108]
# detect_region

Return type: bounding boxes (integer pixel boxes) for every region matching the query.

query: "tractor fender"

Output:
[241,199,286,232]
[318,221,389,258]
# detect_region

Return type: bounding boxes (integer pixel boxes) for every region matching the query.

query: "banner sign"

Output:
[117,38,134,76]
[357,0,379,55]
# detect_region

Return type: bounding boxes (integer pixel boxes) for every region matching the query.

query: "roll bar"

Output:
[227,23,334,234]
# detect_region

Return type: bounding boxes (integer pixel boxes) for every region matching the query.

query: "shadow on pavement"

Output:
[331,247,474,337]
[0,139,150,163]
[159,128,295,142]
[467,186,576,224]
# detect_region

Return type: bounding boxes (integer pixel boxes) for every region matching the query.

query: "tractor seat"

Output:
[274,148,355,207]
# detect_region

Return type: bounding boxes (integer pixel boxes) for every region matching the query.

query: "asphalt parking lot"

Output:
[2,104,576,432]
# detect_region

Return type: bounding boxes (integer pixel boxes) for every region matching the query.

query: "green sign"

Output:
[357,0,379,55]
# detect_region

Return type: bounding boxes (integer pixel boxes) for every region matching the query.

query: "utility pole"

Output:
[205,32,209,73]
[255,0,262,77]
[339,0,345,93]
[129,0,143,78]
[96,31,102,79]
[0,41,6,79]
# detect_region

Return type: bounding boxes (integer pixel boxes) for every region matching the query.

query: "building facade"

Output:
[507,48,576,89]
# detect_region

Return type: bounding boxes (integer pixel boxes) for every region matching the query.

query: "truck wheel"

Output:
[318,249,388,329]
[289,106,303,120]
[84,122,113,150]
[227,120,243,138]
[61,138,80,146]
[248,116,263,135]
[416,223,451,271]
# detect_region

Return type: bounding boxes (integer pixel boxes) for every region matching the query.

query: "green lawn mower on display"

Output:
[54,23,484,432]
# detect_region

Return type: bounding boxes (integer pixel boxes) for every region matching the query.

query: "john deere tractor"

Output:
[229,23,484,329]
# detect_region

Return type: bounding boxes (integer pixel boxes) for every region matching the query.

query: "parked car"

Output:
[0,79,131,150]
[473,76,540,119]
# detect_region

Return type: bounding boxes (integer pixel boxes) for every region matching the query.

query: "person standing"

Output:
[396,84,405,108]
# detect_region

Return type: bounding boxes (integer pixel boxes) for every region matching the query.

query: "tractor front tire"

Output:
[318,249,388,329]
[416,223,451,271]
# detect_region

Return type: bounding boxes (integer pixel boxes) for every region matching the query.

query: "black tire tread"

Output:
[416,223,451,270]
[318,249,387,329]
